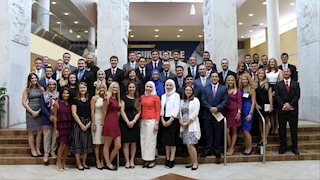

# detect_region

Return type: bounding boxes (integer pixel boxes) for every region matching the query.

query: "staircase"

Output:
[0,125,319,165]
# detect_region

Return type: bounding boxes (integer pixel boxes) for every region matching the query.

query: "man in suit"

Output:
[218,58,237,85]
[259,55,268,71]
[135,57,150,86]
[252,53,259,63]
[279,53,298,81]
[169,49,188,77]
[201,72,228,160]
[75,59,95,98]
[174,66,185,93]
[160,61,176,83]
[40,66,54,90]
[205,60,216,78]
[244,54,252,72]
[250,62,259,89]
[275,68,300,155]
[146,49,163,72]
[62,52,77,73]
[202,51,217,72]
[162,51,170,63]
[105,56,124,85]
[187,56,199,79]
[85,54,100,82]
[123,51,139,75]
[32,57,45,80]
[41,56,50,70]
[53,59,64,81]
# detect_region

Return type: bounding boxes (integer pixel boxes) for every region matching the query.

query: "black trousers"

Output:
[278,110,298,149]
[204,118,223,154]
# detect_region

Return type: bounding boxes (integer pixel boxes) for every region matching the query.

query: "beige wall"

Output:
[244,28,298,68]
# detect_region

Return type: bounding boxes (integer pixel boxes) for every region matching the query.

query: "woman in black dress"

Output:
[120,82,141,168]
[121,69,144,96]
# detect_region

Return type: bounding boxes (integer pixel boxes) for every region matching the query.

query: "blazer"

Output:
[39,78,54,91]
[275,79,300,111]
[160,92,180,118]
[160,71,176,84]
[187,65,200,79]
[64,64,77,73]
[135,67,150,85]
[169,60,189,77]
[32,69,45,80]
[200,60,218,72]
[279,64,298,81]
[194,77,210,90]
[123,62,139,75]
[75,69,95,98]
[201,83,229,120]
[105,68,124,84]
[146,60,163,72]
[179,98,201,140]
[87,66,100,82]
[218,70,237,86]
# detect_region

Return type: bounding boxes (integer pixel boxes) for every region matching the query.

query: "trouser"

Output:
[140,119,158,161]
[278,110,298,149]
[43,126,57,154]
[204,118,223,154]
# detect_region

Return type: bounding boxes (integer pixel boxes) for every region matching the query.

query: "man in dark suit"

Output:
[53,59,64,81]
[160,61,176,83]
[218,58,237,85]
[85,54,100,82]
[123,51,139,76]
[244,54,252,73]
[75,59,95,98]
[146,49,163,72]
[201,72,228,159]
[202,51,217,72]
[40,66,54,90]
[279,53,298,81]
[259,55,268,71]
[135,57,150,86]
[105,56,124,85]
[187,56,199,79]
[62,52,77,73]
[275,68,300,155]
[173,66,185,94]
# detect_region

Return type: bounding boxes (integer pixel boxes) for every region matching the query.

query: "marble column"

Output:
[88,26,96,54]
[203,0,238,72]
[297,0,320,122]
[97,0,130,69]
[266,0,280,62]
[36,0,50,31]
[0,0,32,126]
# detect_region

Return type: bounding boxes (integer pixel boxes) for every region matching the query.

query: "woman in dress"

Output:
[121,69,144,96]
[179,85,201,170]
[90,83,107,170]
[40,79,58,164]
[57,67,70,93]
[65,73,77,100]
[102,82,121,171]
[140,81,160,168]
[236,61,249,84]
[71,82,93,170]
[54,87,73,171]
[239,74,256,155]
[266,58,283,135]
[93,70,106,88]
[256,69,273,144]
[21,73,44,157]
[225,75,242,156]
[150,69,164,97]
[120,82,141,169]
[160,79,180,168]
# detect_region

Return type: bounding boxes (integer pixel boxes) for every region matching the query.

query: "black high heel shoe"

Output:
[105,165,117,171]
[191,164,199,170]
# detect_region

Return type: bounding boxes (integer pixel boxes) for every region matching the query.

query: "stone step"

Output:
[0,129,28,136]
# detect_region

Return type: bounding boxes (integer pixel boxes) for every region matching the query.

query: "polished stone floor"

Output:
[0,160,319,179]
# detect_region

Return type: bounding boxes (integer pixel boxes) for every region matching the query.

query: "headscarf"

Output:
[164,79,176,96]
[43,79,59,111]
[150,69,164,96]
[94,70,106,87]
[145,81,157,96]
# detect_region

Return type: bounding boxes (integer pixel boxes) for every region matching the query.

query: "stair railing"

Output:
[255,107,266,164]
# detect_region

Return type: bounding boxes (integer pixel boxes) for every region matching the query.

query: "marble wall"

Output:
[0,0,32,126]
[97,0,130,69]
[203,0,238,72]
[297,0,320,122]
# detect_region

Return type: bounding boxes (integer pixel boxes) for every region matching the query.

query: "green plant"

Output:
[0,86,7,113]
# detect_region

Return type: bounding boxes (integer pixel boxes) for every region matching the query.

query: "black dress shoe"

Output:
[164,160,170,167]
[279,147,287,154]
[215,153,222,159]
[200,152,212,157]
[191,164,199,170]
[292,149,300,155]
[77,166,84,171]
[96,165,103,170]
[185,164,193,168]
[168,160,174,168]
[105,165,117,171]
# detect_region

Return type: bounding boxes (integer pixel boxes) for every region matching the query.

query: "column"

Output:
[97,0,130,69]
[36,0,50,31]
[297,0,320,122]
[203,0,238,72]
[88,26,96,54]
[266,0,280,62]
[0,0,32,126]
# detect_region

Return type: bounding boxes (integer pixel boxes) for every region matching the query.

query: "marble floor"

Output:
[0,160,319,179]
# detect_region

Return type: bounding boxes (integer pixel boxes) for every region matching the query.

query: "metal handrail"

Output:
[0,94,9,128]
[255,107,266,164]
[223,117,227,166]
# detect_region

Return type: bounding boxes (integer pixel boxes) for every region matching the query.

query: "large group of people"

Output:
[22,49,300,172]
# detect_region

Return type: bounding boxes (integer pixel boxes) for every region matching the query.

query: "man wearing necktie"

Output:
[187,56,199,79]
[160,61,176,84]
[146,49,163,72]
[123,51,138,75]
[278,53,298,81]
[169,49,188,77]
[105,56,124,84]
[39,66,54,90]
[218,59,236,85]
[135,57,150,86]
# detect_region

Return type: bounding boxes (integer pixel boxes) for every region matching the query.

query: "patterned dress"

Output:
[180,101,198,145]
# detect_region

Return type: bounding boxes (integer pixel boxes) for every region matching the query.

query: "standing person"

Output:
[40,66,54,90]
[160,79,180,168]
[174,66,186,93]
[71,82,93,170]
[187,56,199,79]
[21,73,44,157]
[259,55,269,71]
[65,73,78,100]
[54,87,73,171]
[256,69,273,144]
[278,53,298,81]
[169,49,188,77]
[160,61,176,84]
[121,69,144,96]
[202,51,217,72]
[102,82,121,171]
[90,83,107,170]
[94,70,107,88]
[218,59,237,85]
[135,57,150,86]
[120,82,141,169]
[275,68,300,155]
[146,49,163,72]
[53,59,64,81]
[85,54,100,82]
[32,58,45,80]
[225,75,242,156]
[40,79,58,165]
[62,52,77,73]
[57,67,70,93]
[236,61,249,85]
[244,54,252,72]
[123,51,139,75]
[239,74,256,155]
[179,85,201,170]
[105,56,124,84]
[140,81,161,168]
[150,69,164,97]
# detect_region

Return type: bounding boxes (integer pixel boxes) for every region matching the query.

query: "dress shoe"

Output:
[164,160,170,167]
[168,160,175,168]
[292,149,300,155]
[105,165,117,171]
[96,165,103,170]
[191,164,199,171]
[242,150,252,155]
[200,151,211,158]
[77,166,84,171]
[279,147,287,154]
[83,166,90,169]
[30,153,38,158]
[147,161,156,169]
[185,164,193,168]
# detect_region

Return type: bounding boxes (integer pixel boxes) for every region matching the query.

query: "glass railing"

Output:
[31,1,96,57]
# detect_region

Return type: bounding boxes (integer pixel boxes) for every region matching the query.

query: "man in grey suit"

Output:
[62,52,77,73]
[160,61,176,83]
[169,49,188,77]
[32,57,45,80]
[123,51,139,75]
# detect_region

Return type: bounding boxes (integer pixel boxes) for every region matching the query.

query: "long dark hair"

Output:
[59,87,72,103]
[126,81,141,112]
[182,85,195,101]
[123,69,141,87]
[26,73,42,90]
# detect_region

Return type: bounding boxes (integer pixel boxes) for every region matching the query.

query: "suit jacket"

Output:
[123,62,139,75]
[75,69,95,98]
[146,60,163,72]
[187,65,200,79]
[105,68,124,84]
[275,79,300,112]
[64,64,77,73]
[39,78,54,91]
[87,66,100,82]
[279,64,298,81]
[160,71,176,84]
[135,67,150,85]
[201,83,228,121]
[200,60,218,72]
[218,70,237,86]
[32,69,45,80]
[169,60,189,77]
[174,76,185,93]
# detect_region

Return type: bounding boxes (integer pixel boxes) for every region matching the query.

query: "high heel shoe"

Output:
[147,161,156,169]
[185,164,193,168]
[30,153,38,158]
[242,150,252,155]
[105,165,117,171]
[191,164,199,170]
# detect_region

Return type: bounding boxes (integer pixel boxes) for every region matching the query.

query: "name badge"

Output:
[243,93,249,98]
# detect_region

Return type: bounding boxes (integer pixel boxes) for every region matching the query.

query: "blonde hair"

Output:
[257,69,269,90]
[267,58,279,73]
[59,67,70,87]
[95,82,107,98]
[107,82,121,104]
[239,73,253,95]
[225,75,237,91]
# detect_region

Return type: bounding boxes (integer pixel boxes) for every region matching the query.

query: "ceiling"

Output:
[33,0,297,42]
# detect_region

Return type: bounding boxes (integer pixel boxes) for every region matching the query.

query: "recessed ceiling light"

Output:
[248,13,254,17]
[129,29,132,32]
[238,22,243,25]
[249,30,253,33]
[154,29,159,32]
[290,2,295,6]
[56,21,61,24]
[74,21,79,24]
[84,30,88,33]
[241,36,245,38]
[177,35,181,38]
[155,35,159,38]
[69,29,73,33]
[64,13,69,16]
[262,1,266,5]
[179,29,183,32]
[76,35,81,38]
[198,35,203,38]
[260,23,264,26]
[51,1,56,5]
[130,35,134,38]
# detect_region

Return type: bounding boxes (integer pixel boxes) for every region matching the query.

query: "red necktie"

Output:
[285,80,289,92]
[253,73,256,81]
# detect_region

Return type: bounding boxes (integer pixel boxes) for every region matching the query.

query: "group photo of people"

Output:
[22,49,300,172]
